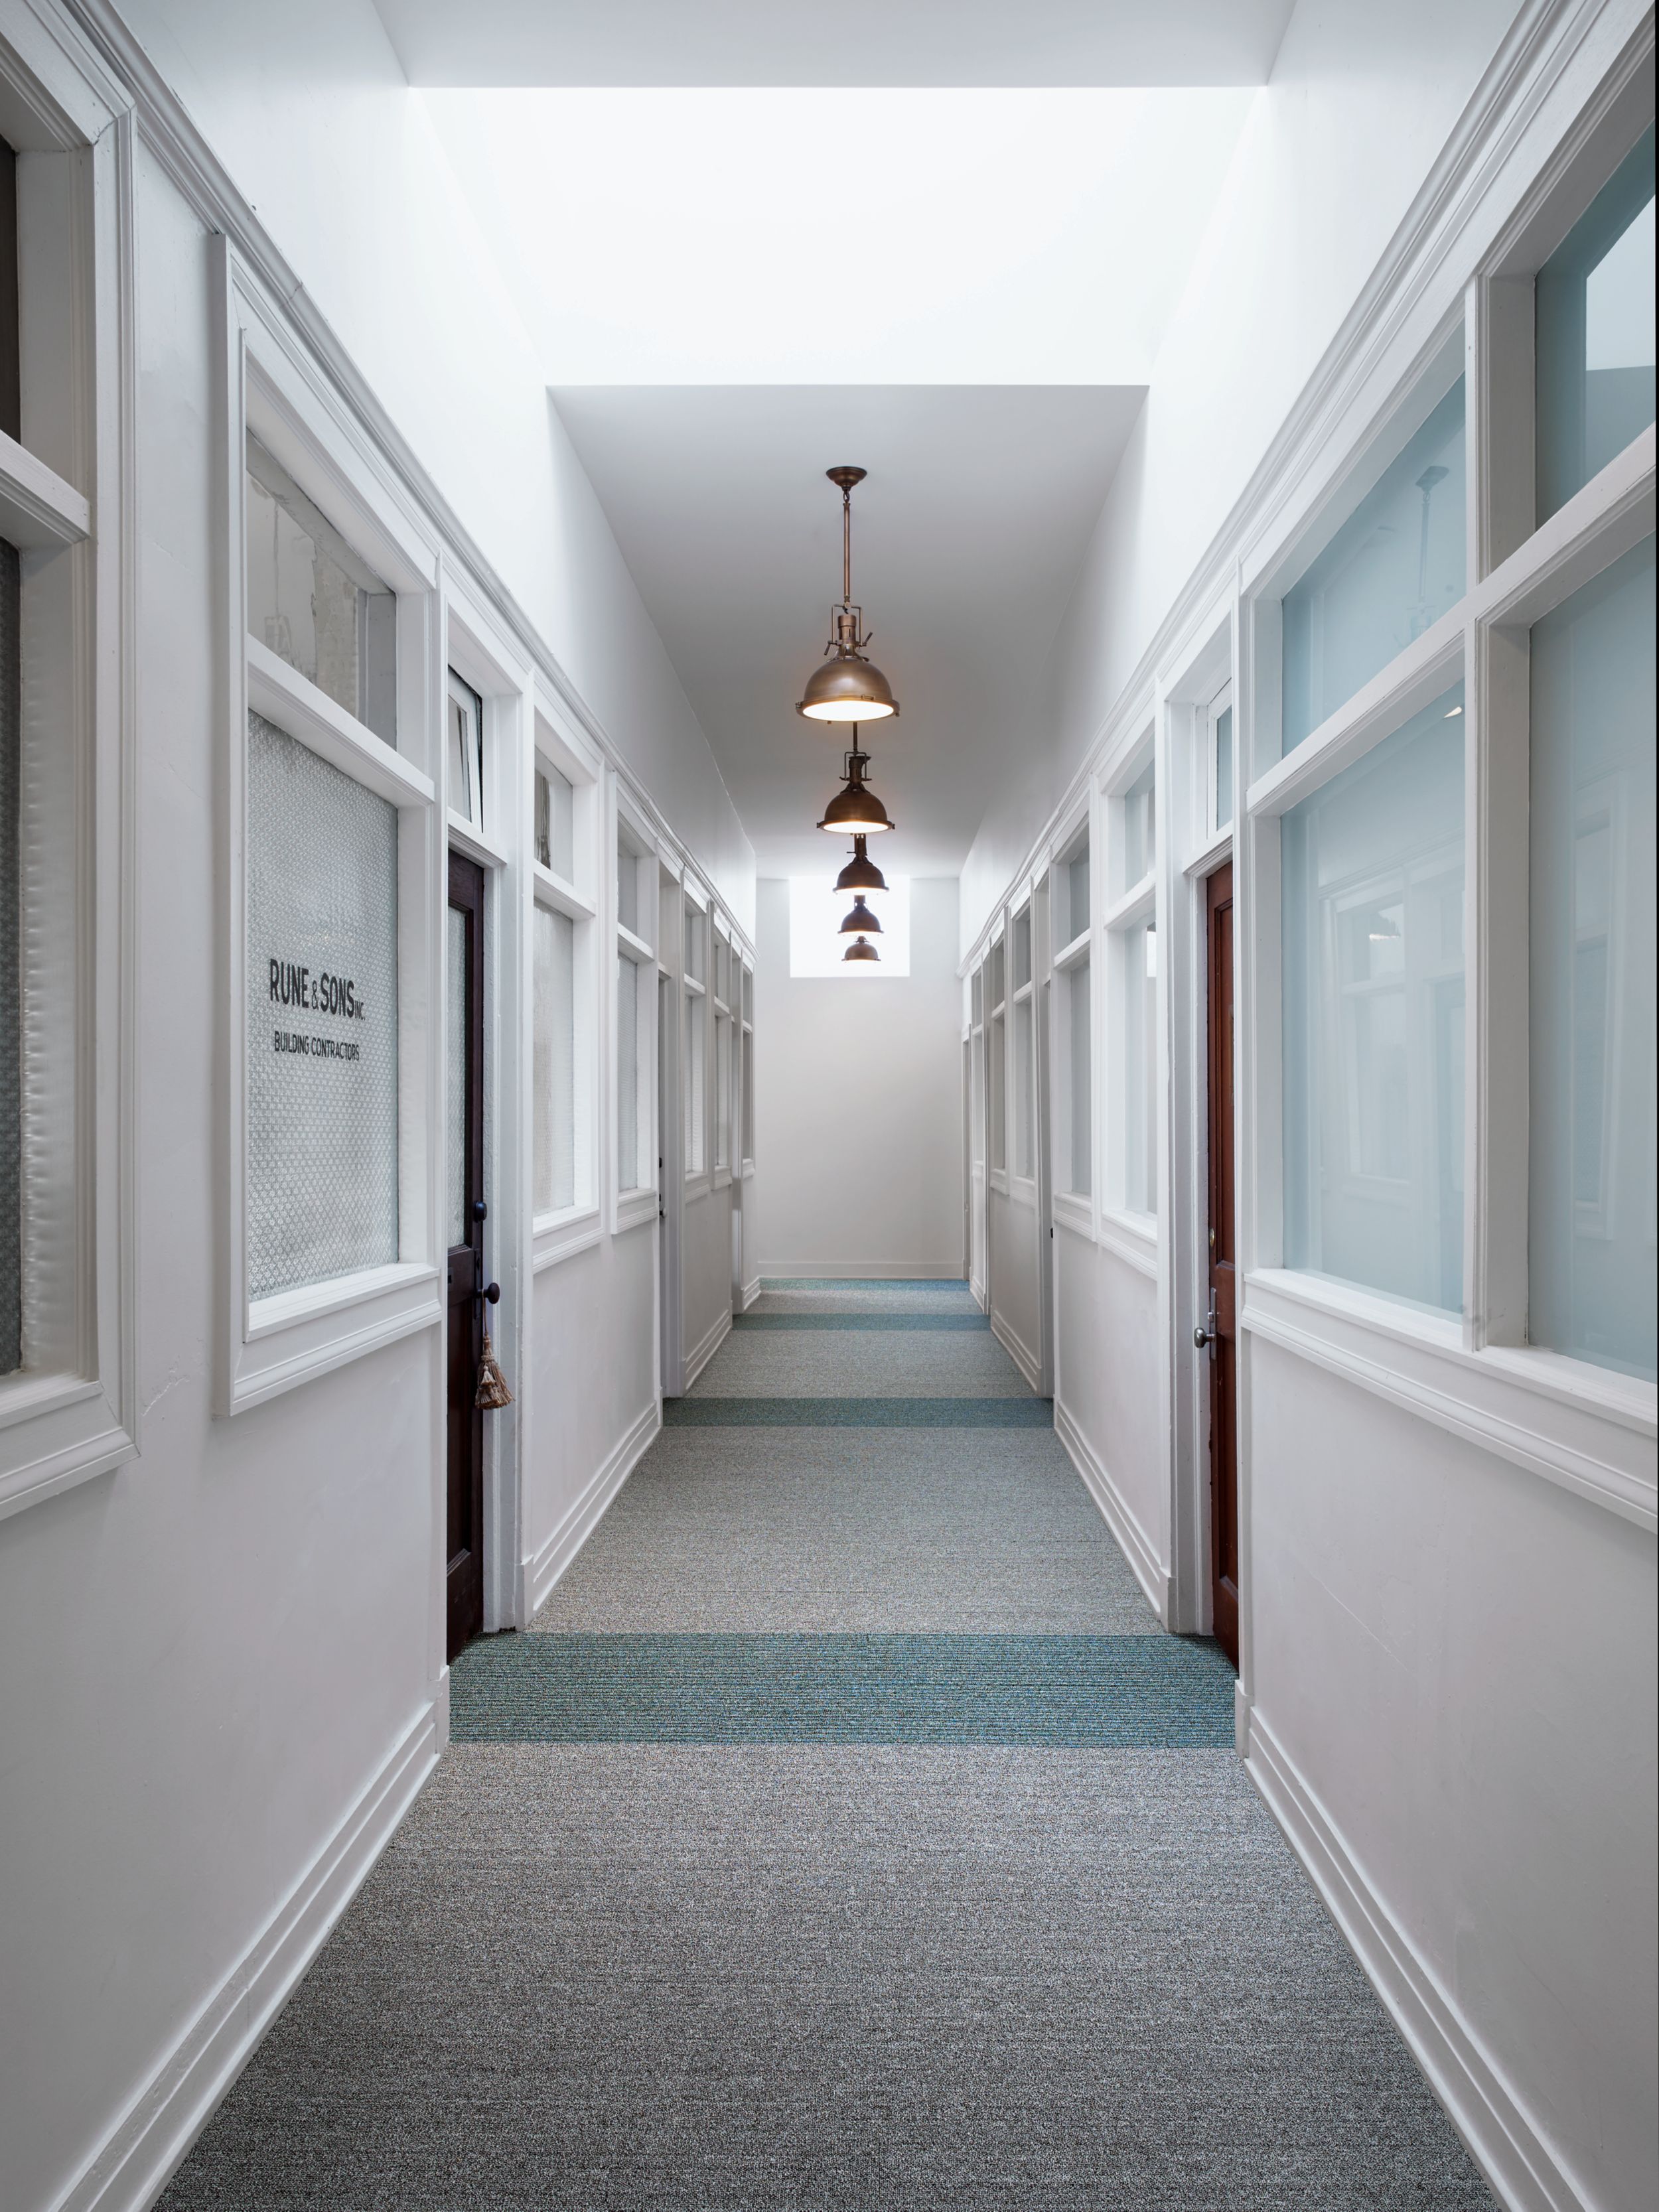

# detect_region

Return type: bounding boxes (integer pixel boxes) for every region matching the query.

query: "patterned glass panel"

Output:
[616,953,639,1190]
[0,538,17,1371]
[534,903,576,1214]
[247,714,399,1298]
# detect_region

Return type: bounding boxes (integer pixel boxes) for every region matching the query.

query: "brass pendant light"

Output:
[843,934,880,963]
[839,893,882,937]
[818,741,895,835]
[835,833,887,895]
[797,467,900,724]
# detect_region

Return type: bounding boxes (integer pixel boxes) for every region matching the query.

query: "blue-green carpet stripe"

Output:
[733,1312,991,1332]
[665,1395,1053,1426]
[450,1633,1234,1746]
[760,1278,968,1290]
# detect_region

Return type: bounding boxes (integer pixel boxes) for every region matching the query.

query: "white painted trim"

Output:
[50,1698,439,2212]
[740,1274,762,1312]
[1096,1210,1159,1279]
[523,1396,660,1617]
[1244,1271,1656,1531]
[1053,1394,1171,1624]
[1247,1707,1595,2212]
[989,1306,1042,1393]
[755,1262,968,1280]
[0,423,90,543]
[682,1304,731,1390]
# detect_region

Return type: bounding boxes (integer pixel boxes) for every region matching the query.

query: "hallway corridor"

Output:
[159,1282,1490,2211]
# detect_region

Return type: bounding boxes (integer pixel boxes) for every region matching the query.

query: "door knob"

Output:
[1194,1291,1218,1351]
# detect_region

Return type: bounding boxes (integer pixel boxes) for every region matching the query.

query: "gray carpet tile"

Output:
[689,1328,1031,1397]
[159,1746,1494,2212]
[734,1311,991,1331]
[752,1279,976,1315]
[532,1426,1155,1632]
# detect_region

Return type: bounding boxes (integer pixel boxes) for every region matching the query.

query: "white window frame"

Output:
[1104,733,1161,1239]
[613,788,658,1233]
[0,19,137,1521]
[530,699,602,1269]
[1050,803,1095,1233]
[220,243,444,1415]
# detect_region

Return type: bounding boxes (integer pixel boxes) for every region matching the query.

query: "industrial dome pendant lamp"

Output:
[835,833,887,895]
[797,467,901,725]
[816,730,895,838]
[839,892,882,939]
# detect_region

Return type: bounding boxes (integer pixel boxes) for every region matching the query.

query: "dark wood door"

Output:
[446,853,485,1661]
[1205,862,1239,1668]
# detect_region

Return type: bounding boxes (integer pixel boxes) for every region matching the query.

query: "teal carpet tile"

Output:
[760,1278,968,1290]
[665,1395,1054,1426]
[733,1312,991,1332]
[449,1632,1236,1746]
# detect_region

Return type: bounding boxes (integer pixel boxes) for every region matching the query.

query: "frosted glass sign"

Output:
[1281,379,1465,754]
[246,437,396,743]
[1282,687,1465,1311]
[247,715,399,1300]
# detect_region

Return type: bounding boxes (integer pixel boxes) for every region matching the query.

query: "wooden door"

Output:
[446,853,486,1660]
[1204,862,1239,1667]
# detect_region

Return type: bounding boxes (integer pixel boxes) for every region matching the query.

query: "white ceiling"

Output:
[377,0,1295,88]
[551,386,1144,876]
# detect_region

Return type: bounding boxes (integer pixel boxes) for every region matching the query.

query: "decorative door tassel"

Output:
[475,1330,514,1409]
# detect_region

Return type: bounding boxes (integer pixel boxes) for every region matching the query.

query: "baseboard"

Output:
[1246,1708,1592,2212]
[1052,1394,1171,1624]
[755,1262,967,1280]
[989,1306,1042,1392]
[740,1274,762,1312]
[682,1306,731,1390]
[524,1396,661,1618]
[54,1699,439,2212]
[970,1273,987,1313]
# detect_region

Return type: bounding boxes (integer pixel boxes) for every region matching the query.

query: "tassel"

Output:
[474,1328,514,1409]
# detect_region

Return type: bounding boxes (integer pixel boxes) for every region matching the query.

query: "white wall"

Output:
[0,5,752,2209]
[751,876,964,1278]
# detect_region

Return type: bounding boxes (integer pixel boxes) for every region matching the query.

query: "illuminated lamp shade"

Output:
[843,935,880,963]
[835,834,887,894]
[796,465,900,724]
[818,747,895,835]
[839,894,882,936]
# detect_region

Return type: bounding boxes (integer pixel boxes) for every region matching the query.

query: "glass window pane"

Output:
[1121,920,1158,1216]
[1537,126,1656,523]
[534,904,575,1214]
[971,966,983,1026]
[446,904,465,1251]
[988,937,1005,1008]
[446,671,484,829]
[685,988,705,1170]
[990,1010,1006,1169]
[716,1011,731,1168]
[1122,763,1156,886]
[617,839,639,936]
[1011,908,1032,993]
[1529,535,1656,1378]
[743,1025,755,1163]
[616,954,638,1190]
[0,535,17,1373]
[536,762,575,878]
[1281,380,1466,754]
[1069,961,1091,1198]
[1215,705,1234,831]
[246,435,396,744]
[1013,996,1034,1178]
[1282,685,1465,1310]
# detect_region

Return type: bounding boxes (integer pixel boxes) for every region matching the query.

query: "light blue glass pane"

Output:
[1215,706,1234,829]
[1529,535,1656,1379]
[1283,685,1465,1311]
[1537,126,1655,524]
[1069,963,1091,1198]
[1282,380,1466,754]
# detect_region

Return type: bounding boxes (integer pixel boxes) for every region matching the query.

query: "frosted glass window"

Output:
[534,904,575,1214]
[685,904,705,985]
[616,955,640,1190]
[1013,996,1034,1179]
[685,988,706,1170]
[742,1024,755,1163]
[1122,761,1156,886]
[617,839,640,936]
[1537,127,1655,523]
[1121,920,1158,1217]
[971,967,983,1026]
[989,1011,1006,1170]
[1214,705,1234,831]
[536,761,574,878]
[1529,535,1656,1378]
[715,1010,732,1168]
[1281,380,1466,753]
[1282,685,1465,1310]
[989,937,1005,1009]
[0,537,17,1373]
[247,715,400,1298]
[246,436,396,743]
[447,671,484,829]
[1068,961,1091,1198]
[742,966,753,1025]
[1066,847,1090,940]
